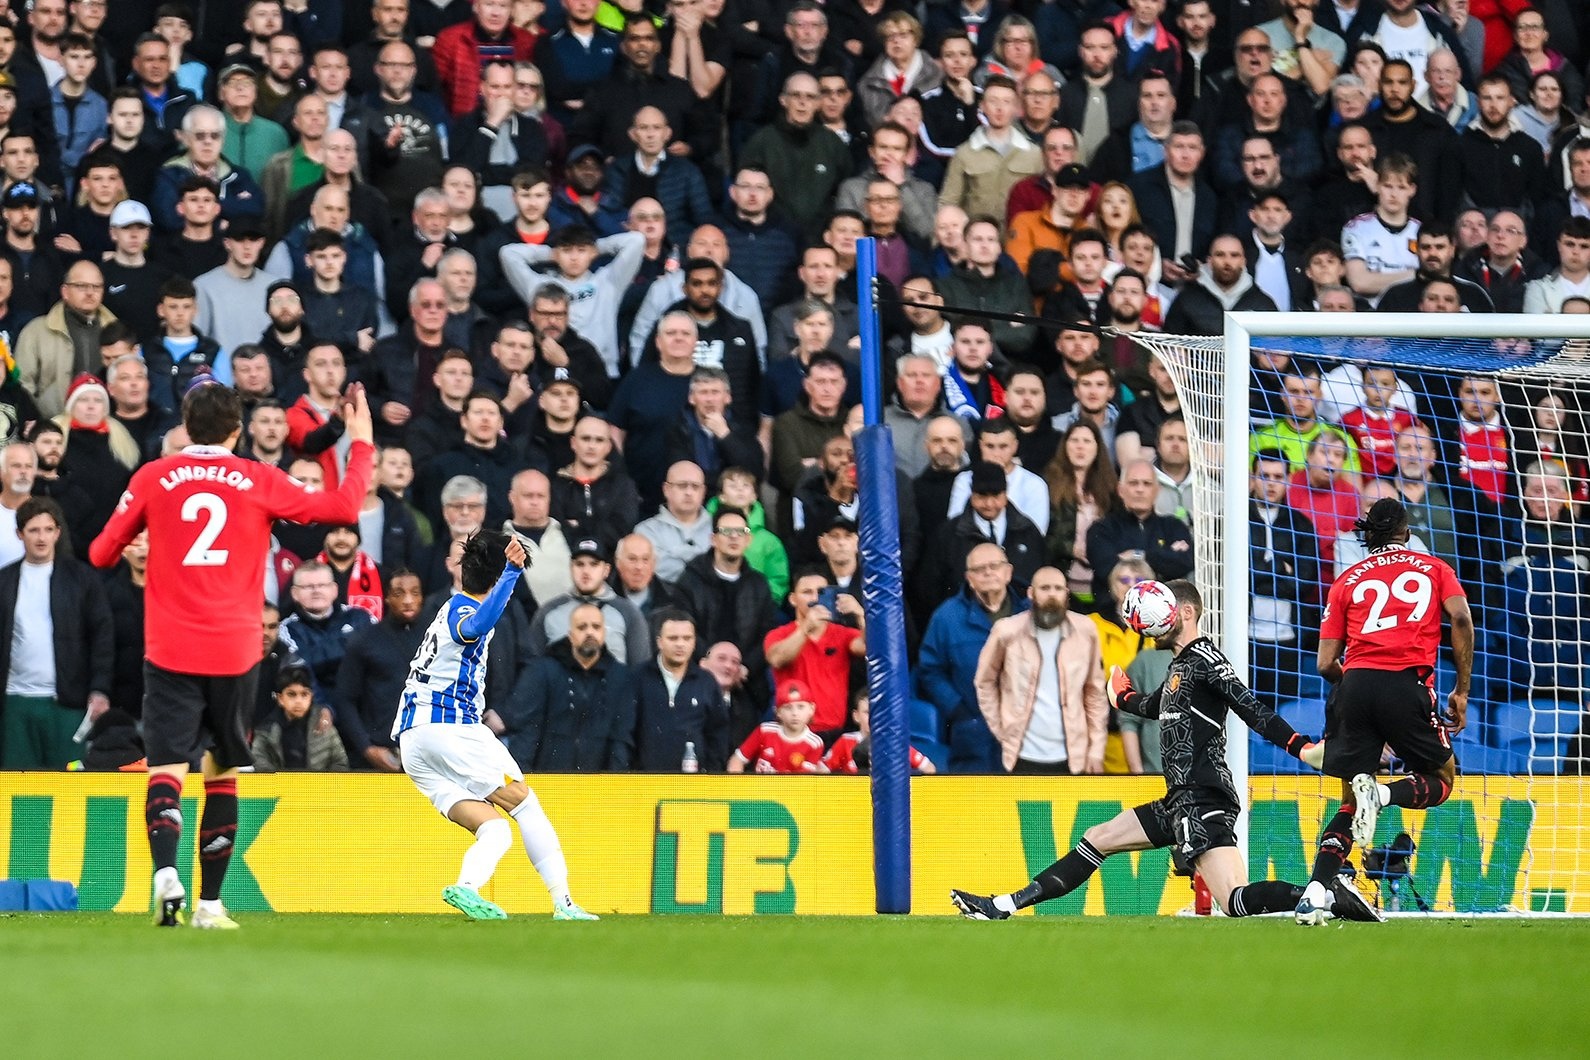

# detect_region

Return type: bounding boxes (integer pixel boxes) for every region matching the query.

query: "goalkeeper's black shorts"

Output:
[1136,792,1239,876]
[1323,667,1454,779]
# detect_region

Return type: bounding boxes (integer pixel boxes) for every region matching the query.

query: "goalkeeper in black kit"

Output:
[952,580,1382,923]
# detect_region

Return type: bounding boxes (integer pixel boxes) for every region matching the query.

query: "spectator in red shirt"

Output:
[763,568,866,743]
[285,342,351,490]
[727,679,828,774]
[823,687,937,774]
[1339,366,1419,479]
[1287,432,1359,587]
[432,0,537,117]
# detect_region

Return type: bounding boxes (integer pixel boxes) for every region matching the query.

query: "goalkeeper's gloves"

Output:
[1285,733,1325,770]
[1106,666,1139,712]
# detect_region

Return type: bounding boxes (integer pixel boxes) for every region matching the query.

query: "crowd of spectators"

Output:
[1,0,1588,774]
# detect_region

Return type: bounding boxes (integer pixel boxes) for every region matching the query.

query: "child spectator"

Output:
[250,665,351,772]
[1339,366,1419,479]
[500,223,645,377]
[300,228,380,354]
[727,681,829,774]
[143,276,224,410]
[823,688,937,775]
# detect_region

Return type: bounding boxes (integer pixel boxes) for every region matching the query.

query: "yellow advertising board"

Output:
[0,774,1583,914]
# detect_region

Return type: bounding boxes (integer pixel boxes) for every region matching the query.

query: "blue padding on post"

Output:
[0,880,26,911]
[857,423,911,913]
[25,880,78,911]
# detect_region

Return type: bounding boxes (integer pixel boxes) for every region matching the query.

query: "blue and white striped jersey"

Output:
[393,567,521,737]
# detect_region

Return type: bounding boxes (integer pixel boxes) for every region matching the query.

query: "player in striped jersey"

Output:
[394,529,598,921]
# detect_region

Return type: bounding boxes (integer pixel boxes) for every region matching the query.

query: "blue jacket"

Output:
[278,604,376,702]
[599,153,717,250]
[272,218,384,296]
[502,640,635,772]
[150,157,267,232]
[915,584,1030,774]
[51,82,107,182]
[721,214,800,314]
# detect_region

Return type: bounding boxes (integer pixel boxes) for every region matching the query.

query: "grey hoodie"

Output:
[634,507,713,583]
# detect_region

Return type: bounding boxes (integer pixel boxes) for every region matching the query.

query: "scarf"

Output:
[70,418,110,435]
[318,549,384,620]
[0,330,17,385]
[942,361,1006,420]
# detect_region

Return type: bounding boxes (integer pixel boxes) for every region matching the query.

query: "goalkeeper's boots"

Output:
[1293,881,1333,927]
[1350,773,1383,849]
[1327,876,1385,923]
[552,896,600,921]
[442,884,508,920]
[951,890,1010,921]
[152,869,186,928]
[191,903,242,930]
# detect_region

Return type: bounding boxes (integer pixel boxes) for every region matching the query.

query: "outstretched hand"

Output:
[505,535,527,570]
[340,384,374,444]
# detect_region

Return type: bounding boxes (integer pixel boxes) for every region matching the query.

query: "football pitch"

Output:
[4,914,1585,1057]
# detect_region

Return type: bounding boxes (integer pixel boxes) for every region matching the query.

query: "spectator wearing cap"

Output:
[547,149,613,235]
[251,663,350,772]
[813,516,863,599]
[0,495,114,768]
[635,459,712,583]
[501,221,645,377]
[764,567,865,745]
[150,104,266,233]
[51,371,135,544]
[0,179,65,316]
[218,60,289,183]
[1005,161,1090,278]
[16,259,117,418]
[99,199,172,342]
[631,607,729,772]
[976,565,1108,775]
[257,278,311,402]
[504,600,635,772]
[918,460,1045,610]
[526,537,651,665]
[151,174,228,280]
[317,523,384,621]
[948,417,1052,535]
[727,679,827,774]
[522,359,580,468]
[550,412,641,549]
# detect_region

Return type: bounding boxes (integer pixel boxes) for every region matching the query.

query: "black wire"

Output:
[870,282,1110,335]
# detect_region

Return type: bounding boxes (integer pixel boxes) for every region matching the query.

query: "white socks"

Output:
[993,894,1018,914]
[154,866,182,897]
[510,790,571,907]
[457,817,513,890]
[1302,880,1333,909]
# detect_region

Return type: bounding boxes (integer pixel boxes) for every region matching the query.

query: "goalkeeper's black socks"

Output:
[1308,809,1355,886]
[1006,839,1106,911]
[1227,881,1304,917]
[1386,773,1451,809]
[198,778,238,902]
[145,774,183,872]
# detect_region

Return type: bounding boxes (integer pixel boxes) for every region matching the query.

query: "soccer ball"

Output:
[1121,580,1178,638]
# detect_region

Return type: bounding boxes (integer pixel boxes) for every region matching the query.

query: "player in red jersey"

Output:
[89,379,375,928]
[1294,497,1473,925]
[727,681,828,774]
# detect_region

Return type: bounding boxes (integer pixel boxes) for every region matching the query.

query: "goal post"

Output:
[1129,312,1590,914]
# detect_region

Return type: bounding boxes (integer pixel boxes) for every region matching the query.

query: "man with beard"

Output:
[1002,368,1057,475]
[1377,221,1494,314]
[971,565,1106,775]
[26,420,92,548]
[259,280,312,403]
[914,414,969,541]
[1362,59,1458,222]
[0,441,37,564]
[504,601,634,772]
[526,538,650,664]
[368,40,448,220]
[645,258,758,429]
[318,524,384,620]
[1163,235,1278,336]
[1115,356,1182,470]
[332,569,424,771]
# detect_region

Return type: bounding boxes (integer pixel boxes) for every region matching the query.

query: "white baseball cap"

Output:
[109,200,153,228]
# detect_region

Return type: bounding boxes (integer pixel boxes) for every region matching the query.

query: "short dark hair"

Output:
[683,256,721,277]
[231,342,267,366]
[1252,446,1289,471]
[305,227,345,254]
[711,505,748,532]
[460,529,510,595]
[183,381,243,445]
[1417,220,1454,243]
[159,276,197,301]
[806,350,848,376]
[99,320,137,348]
[15,496,63,533]
[62,32,96,55]
[1561,216,1590,241]
[651,606,696,638]
[1166,578,1202,619]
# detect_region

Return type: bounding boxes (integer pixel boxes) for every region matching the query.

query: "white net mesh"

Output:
[1130,323,1590,914]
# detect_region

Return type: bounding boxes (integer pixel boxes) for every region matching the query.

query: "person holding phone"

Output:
[764,567,866,746]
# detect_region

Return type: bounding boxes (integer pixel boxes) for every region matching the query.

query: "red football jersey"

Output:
[764,620,862,732]
[89,442,375,675]
[1321,546,1466,673]
[822,731,927,774]
[1340,406,1416,478]
[736,723,826,773]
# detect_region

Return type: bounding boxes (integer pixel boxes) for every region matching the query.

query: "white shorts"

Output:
[399,724,524,818]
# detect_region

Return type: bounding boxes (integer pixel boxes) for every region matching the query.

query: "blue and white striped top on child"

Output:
[393,565,521,738]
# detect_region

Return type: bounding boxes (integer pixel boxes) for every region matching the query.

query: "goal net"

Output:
[1130,313,1590,915]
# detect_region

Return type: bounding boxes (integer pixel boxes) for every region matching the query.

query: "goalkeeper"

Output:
[953,579,1381,923]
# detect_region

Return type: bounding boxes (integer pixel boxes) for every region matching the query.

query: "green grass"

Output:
[3,914,1584,1057]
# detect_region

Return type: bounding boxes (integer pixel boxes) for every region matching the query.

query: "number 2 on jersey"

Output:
[1352,570,1432,634]
[181,492,230,566]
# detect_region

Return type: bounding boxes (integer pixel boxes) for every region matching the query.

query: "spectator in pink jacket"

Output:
[974,565,1108,774]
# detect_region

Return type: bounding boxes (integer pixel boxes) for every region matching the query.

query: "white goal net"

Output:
[1131,313,1590,914]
